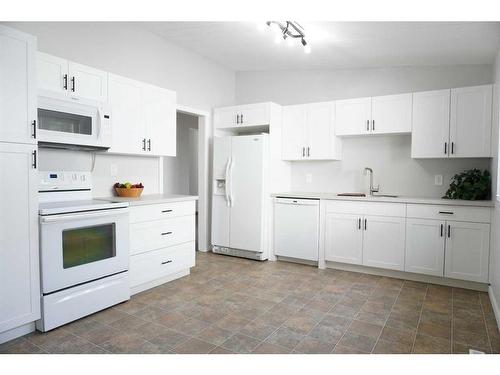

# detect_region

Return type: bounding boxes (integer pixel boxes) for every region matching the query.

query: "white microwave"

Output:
[37,95,112,150]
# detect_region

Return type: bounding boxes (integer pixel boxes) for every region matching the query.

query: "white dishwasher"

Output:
[273,197,320,261]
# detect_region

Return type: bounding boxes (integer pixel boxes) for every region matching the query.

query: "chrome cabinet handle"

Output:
[161,209,173,213]
[448,225,451,238]
[444,142,447,155]
[161,260,173,265]
[358,218,361,230]
[240,113,243,124]
[142,138,146,151]
[451,142,454,155]
[302,147,305,157]
[440,224,443,237]
[236,114,240,124]
[438,211,454,215]
[32,120,36,139]
[307,147,310,157]
[71,76,75,92]
[148,139,151,151]
[161,231,173,236]
[372,120,375,131]
[63,74,68,90]
[366,120,370,131]
[364,218,367,230]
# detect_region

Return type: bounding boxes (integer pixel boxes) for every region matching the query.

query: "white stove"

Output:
[37,171,131,332]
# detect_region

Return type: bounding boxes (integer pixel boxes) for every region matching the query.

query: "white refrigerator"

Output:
[211,134,269,260]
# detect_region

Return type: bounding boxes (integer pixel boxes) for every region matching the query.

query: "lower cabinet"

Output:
[444,221,490,283]
[324,213,363,265]
[128,200,196,294]
[362,215,405,271]
[405,219,445,277]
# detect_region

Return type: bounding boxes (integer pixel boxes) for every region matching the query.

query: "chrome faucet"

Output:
[363,167,380,196]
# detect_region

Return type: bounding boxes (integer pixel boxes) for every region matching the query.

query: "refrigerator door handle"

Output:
[224,157,232,206]
[228,158,235,207]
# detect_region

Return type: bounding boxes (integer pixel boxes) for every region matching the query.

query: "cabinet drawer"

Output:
[130,242,195,288]
[130,200,195,223]
[406,204,491,223]
[324,200,405,217]
[130,215,195,255]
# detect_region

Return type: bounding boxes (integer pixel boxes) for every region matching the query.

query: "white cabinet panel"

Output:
[405,218,445,276]
[241,105,270,127]
[324,213,363,265]
[335,97,371,136]
[143,84,176,157]
[362,215,405,271]
[37,52,68,95]
[371,93,412,134]
[282,104,307,160]
[449,85,492,158]
[0,27,36,144]
[444,221,490,283]
[307,102,338,160]
[0,143,40,333]
[108,74,144,154]
[68,62,108,102]
[129,200,195,224]
[411,89,450,158]
[214,103,271,129]
[213,107,239,129]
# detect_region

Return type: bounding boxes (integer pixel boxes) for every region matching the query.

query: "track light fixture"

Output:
[264,21,311,54]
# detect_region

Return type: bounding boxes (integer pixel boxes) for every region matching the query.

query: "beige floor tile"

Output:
[221,333,261,353]
[412,334,451,354]
[196,325,234,346]
[174,338,215,354]
[338,332,378,353]
[332,344,369,354]
[347,320,384,339]
[373,339,411,354]
[294,336,335,354]
[252,342,291,354]
[265,327,305,350]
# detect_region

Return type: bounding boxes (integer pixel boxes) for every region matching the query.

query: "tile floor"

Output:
[1,252,499,354]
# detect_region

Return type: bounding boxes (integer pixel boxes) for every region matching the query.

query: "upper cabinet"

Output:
[214,103,271,129]
[0,26,37,145]
[335,94,412,136]
[412,85,492,158]
[37,52,108,102]
[282,101,342,161]
[108,74,176,157]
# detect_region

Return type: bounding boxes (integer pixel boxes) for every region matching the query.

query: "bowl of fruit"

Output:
[114,182,144,198]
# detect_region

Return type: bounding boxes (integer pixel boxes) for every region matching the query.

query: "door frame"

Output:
[176,104,211,252]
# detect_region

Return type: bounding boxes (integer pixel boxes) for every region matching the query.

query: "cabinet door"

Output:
[449,85,492,158]
[362,215,406,271]
[444,221,490,282]
[324,213,363,265]
[306,102,337,160]
[371,93,412,134]
[214,107,239,129]
[240,104,270,126]
[282,104,307,160]
[405,219,445,276]
[68,62,108,102]
[0,143,40,333]
[335,97,371,136]
[107,74,145,155]
[0,26,36,144]
[411,89,450,158]
[37,52,68,95]
[144,84,177,156]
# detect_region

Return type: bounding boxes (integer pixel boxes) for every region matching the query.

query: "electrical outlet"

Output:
[110,163,118,177]
[434,175,443,186]
[306,174,312,184]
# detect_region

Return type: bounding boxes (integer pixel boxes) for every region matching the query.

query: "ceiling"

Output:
[138,22,500,71]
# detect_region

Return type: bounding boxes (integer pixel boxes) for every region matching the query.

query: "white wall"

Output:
[4,22,235,196]
[236,65,493,196]
[489,47,500,324]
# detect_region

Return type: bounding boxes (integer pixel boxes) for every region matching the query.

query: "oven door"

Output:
[39,208,129,294]
[37,96,108,149]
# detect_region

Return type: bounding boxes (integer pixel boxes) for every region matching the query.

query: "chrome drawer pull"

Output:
[438,211,454,215]
[161,260,173,265]
[161,209,173,213]
[161,231,173,236]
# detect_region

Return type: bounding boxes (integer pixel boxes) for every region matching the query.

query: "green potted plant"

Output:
[442,169,491,200]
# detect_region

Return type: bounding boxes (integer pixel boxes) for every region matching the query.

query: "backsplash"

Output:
[291,135,491,198]
[38,148,162,197]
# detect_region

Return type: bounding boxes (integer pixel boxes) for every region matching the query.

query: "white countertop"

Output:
[96,194,198,206]
[271,192,494,207]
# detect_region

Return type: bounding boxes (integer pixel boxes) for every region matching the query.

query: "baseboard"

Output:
[131,268,190,295]
[325,261,489,292]
[489,286,500,332]
[0,322,35,344]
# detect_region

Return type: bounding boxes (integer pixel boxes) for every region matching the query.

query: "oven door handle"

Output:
[40,207,129,223]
